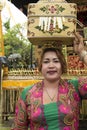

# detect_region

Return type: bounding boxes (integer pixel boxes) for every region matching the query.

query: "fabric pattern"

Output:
[11,78,87,130]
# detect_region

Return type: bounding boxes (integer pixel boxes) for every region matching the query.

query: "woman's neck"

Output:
[43,78,60,89]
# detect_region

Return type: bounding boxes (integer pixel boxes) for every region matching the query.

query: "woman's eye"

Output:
[43,60,49,63]
[54,60,60,63]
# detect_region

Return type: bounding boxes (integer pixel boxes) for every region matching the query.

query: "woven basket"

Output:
[27,0,77,45]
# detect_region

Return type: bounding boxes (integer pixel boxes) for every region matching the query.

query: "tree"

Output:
[3,20,32,69]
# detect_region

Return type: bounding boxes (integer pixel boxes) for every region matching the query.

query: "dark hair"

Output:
[38,47,67,74]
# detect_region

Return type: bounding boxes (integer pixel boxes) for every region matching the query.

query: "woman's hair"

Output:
[38,47,67,74]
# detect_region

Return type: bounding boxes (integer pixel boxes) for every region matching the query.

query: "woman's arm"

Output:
[79,50,87,65]
[11,97,29,130]
[78,77,87,98]
[73,32,87,65]
[11,86,32,130]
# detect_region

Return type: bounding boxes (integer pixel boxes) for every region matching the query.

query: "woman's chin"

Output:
[46,77,60,82]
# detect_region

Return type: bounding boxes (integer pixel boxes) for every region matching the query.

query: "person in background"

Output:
[74,32,87,65]
[11,32,87,130]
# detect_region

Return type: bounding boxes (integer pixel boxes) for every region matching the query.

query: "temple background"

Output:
[0,0,87,130]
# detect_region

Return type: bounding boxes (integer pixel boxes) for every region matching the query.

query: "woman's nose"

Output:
[49,61,54,67]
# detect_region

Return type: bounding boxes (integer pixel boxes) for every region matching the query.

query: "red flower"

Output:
[32,108,41,118]
[59,86,69,94]
[32,91,42,98]
[59,104,71,114]
[49,6,56,13]
[63,126,71,130]
[79,83,87,95]
[82,84,87,91]
[50,24,54,31]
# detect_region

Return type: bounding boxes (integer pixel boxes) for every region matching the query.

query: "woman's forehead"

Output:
[43,51,58,58]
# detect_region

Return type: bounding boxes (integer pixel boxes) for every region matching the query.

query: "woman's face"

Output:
[41,51,62,82]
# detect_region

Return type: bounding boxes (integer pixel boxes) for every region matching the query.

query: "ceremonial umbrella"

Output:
[1,0,27,37]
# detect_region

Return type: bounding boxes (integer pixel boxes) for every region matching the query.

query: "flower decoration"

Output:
[32,108,42,118]
[63,126,71,130]
[82,84,87,91]
[49,6,56,13]
[79,83,87,96]
[59,104,71,114]
[32,91,42,98]
[59,85,69,94]
[40,5,65,14]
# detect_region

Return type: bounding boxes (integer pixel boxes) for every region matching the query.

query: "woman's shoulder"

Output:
[67,78,79,92]
[68,77,87,86]
[67,77,87,98]
[20,81,43,101]
[68,78,78,87]
[20,85,33,101]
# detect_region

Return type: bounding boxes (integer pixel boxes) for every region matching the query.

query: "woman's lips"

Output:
[47,70,57,74]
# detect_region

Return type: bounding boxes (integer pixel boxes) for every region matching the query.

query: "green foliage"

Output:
[3,21,32,69]
[3,19,10,30]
